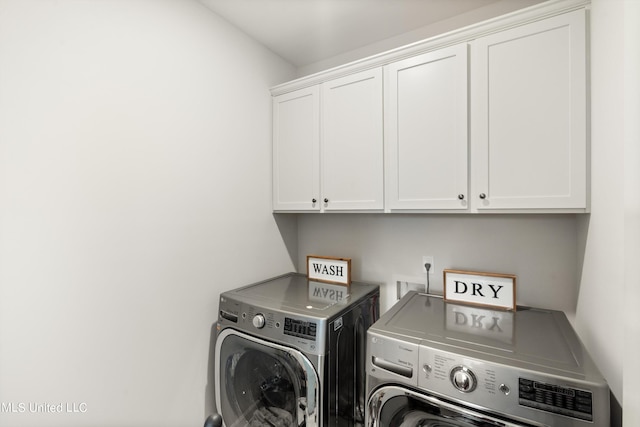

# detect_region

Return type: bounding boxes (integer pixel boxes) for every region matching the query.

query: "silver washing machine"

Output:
[214,272,379,427]
[366,292,609,426]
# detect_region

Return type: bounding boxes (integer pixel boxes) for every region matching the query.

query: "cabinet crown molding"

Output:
[270,0,589,97]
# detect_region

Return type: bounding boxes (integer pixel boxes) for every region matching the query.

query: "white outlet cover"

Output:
[422,256,434,273]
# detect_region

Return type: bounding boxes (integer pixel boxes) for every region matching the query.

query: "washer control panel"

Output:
[252,313,266,329]
[283,317,317,341]
[218,296,326,355]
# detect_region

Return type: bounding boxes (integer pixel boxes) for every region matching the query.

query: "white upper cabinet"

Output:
[272,86,320,211]
[471,9,587,211]
[271,0,589,214]
[385,44,469,211]
[322,68,384,211]
[272,69,383,212]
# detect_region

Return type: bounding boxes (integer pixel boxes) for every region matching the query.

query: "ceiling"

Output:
[198,0,506,68]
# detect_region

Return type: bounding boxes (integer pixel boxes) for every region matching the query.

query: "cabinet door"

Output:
[272,86,320,211]
[385,44,469,211]
[472,9,587,211]
[322,69,384,211]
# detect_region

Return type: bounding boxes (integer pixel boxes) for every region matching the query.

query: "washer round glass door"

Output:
[215,328,319,427]
[368,386,533,427]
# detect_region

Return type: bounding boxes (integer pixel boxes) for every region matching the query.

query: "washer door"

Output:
[215,328,319,427]
[367,386,535,427]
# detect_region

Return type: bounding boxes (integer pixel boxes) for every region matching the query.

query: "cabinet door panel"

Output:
[472,10,587,210]
[385,44,469,210]
[272,87,320,211]
[322,69,384,210]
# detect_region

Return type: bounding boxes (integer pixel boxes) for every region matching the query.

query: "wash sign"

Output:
[443,269,516,311]
[307,255,351,286]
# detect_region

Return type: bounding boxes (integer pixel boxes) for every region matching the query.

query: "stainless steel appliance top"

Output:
[221,272,379,320]
[371,291,604,380]
[218,272,379,358]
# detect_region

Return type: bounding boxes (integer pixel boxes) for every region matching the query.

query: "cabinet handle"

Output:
[312,198,317,204]
[324,198,329,203]
[458,194,465,200]
[479,193,487,199]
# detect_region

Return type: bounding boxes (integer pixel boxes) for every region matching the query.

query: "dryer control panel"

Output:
[416,345,601,424]
[366,331,419,386]
[518,378,593,421]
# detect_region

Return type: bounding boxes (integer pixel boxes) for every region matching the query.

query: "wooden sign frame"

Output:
[306,255,351,286]
[443,269,517,311]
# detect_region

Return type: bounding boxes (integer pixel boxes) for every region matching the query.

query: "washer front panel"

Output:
[215,328,320,427]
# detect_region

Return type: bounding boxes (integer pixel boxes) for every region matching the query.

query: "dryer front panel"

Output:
[215,329,319,427]
[366,386,535,427]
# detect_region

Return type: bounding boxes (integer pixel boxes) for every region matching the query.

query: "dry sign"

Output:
[443,269,516,311]
[307,255,351,286]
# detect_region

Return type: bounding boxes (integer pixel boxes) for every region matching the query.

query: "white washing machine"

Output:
[366,292,609,426]
[213,272,379,427]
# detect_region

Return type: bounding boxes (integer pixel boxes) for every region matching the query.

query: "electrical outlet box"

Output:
[422,256,434,274]
[397,281,426,300]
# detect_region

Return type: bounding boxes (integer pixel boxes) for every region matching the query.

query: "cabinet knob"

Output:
[324,198,329,203]
[479,193,487,199]
[458,194,465,200]
[312,198,317,204]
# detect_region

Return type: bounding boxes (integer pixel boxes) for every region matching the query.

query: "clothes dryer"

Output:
[366,292,609,426]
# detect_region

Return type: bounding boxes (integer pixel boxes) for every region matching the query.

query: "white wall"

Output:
[576,0,640,425]
[0,1,296,426]
[575,0,625,410]
[297,214,580,315]
[623,1,640,424]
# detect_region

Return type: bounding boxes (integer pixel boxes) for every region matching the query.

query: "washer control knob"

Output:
[450,366,477,393]
[252,313,266,329]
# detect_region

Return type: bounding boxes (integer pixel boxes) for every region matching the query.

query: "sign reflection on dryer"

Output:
[445,303,514,345]
[309,281,350,305]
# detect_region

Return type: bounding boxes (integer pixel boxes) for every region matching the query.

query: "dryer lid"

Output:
[372,292,589,376]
